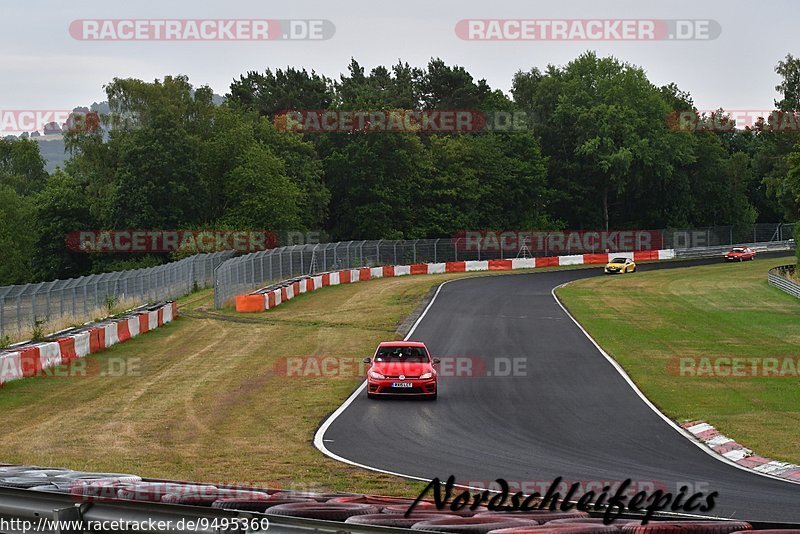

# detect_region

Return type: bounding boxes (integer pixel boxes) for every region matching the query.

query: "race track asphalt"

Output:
[319,254,800,523]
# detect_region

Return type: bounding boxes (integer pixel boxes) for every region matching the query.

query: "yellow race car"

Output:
[604,257,637,274]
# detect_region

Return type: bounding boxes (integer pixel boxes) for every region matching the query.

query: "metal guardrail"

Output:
[769,265,800,299]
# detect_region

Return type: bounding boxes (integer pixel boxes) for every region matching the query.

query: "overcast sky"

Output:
[1,0,797,119]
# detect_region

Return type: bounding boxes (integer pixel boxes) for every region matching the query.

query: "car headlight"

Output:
[369,370,385,379]
[420,372,433,379]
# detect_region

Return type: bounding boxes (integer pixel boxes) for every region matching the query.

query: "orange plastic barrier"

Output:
[583,254,610,264]
[537,256,559,267]
[410,264,428,275]
[445,261,466,272]
[488,259,513,270]
[57,337,77,364]
[19,346,42,377]
[117,320,131,342]
[236,294,265,313]
[138,313,150,334]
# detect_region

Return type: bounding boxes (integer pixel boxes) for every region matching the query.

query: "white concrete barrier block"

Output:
[73,332,91,358]
[559,255,584,266]
[394,265,411,276]
[103,323,119,347]
[427,263,447,274]
[465,260,489,272]
[128,317,140,338]
[0,352,23,384]
[511,258,536,270]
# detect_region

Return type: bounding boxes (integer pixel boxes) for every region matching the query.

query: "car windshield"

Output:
[732,248,745,252]
[612,258,628,263]
[374,346,428,363]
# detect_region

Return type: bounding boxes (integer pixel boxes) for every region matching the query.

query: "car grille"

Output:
[385,386,424,394]
[384,375,420,379]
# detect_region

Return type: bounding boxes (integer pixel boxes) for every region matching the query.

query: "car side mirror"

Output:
[433,358,441,364]
[363,358,371,364]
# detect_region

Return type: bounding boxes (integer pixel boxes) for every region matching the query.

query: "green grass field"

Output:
[557,256,800,463]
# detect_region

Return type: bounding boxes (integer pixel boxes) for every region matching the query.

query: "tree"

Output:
[0,185,35,284]
[0,138,48,196]
[219,144,303,232]
[228,68,333,117]
[31,171,92,281]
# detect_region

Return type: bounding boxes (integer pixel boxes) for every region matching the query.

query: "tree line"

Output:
[1,51,799,285]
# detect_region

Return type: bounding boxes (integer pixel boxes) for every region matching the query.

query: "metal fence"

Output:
[0,251,234,340]
[213,223,797,308]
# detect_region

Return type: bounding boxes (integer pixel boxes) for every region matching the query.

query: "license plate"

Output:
[391,382,413,388]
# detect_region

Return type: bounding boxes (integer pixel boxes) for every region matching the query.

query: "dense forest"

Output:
[2,51,800,286]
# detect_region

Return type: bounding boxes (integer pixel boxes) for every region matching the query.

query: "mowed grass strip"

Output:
[556,256,800,463]
[0,265,589,495]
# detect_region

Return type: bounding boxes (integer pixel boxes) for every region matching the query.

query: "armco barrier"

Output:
[0,301,177,386]
[768,265,800,299]
[234,251,677,313]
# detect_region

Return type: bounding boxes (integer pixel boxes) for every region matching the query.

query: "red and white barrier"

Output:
[0,302,177,386]
[235,249,677,313]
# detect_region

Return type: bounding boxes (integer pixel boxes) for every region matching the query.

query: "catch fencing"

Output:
[0,251,234,340]
[213,223,796,308]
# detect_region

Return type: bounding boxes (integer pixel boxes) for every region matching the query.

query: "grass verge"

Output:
[556,256,800,463]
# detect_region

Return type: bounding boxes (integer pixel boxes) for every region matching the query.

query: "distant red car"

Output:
[724,247,756,262]
[364,341,439,400]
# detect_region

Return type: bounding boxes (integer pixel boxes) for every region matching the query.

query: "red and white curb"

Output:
[0,302,177,386]
[235,249,676,312]
[682,421,800,482]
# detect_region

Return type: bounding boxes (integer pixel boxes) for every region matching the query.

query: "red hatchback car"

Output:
[724,246,756,262]
[364,341,439,400]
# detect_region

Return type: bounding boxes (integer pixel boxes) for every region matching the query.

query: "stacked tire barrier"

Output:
[234,250,676,313]
[0,465,800,534]
[0,465,784,533]
[0,301,176,386]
